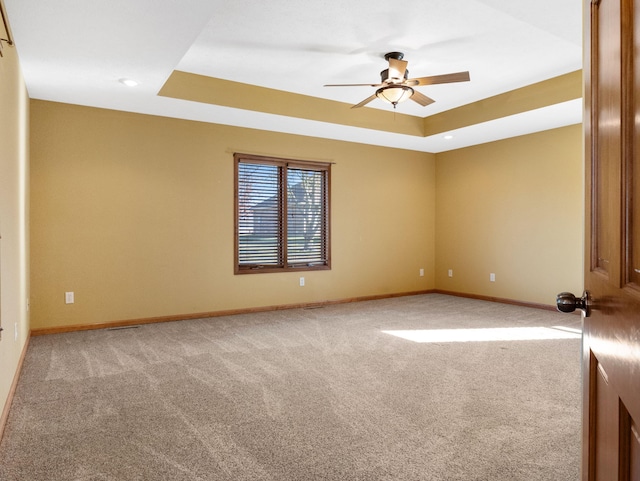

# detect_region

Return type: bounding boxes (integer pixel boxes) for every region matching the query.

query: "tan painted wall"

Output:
[30,101,584,329]
[434,124,584,305]
[0,46,30,417]
[30,101,436,330]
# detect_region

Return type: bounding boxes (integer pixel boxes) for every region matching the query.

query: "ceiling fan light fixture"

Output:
[324,51,469,110]
[375,85,414,108]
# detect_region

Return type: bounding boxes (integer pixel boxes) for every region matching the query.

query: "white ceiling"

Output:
[3,0,583,153]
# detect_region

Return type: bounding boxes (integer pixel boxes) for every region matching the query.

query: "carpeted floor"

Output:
[0,294,582,480]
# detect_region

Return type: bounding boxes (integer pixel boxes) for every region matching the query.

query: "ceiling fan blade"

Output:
[324,83,383,87]
[351,94,378,109]
[410,90,436,107]
[406,71,470,87]
[388,58,408,81]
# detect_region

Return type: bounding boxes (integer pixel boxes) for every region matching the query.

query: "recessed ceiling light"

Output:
[119,78,139,87]
[444,135,454,140]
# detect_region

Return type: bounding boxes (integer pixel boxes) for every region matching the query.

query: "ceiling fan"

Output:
[324,52,470,109]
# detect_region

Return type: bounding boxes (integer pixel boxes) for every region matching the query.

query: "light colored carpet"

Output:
[0,294,582,480]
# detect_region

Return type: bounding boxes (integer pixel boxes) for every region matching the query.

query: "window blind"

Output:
[235,154,330,274]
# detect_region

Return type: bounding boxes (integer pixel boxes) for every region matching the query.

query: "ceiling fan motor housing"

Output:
[380,68,409,83]
[382,52,408,83]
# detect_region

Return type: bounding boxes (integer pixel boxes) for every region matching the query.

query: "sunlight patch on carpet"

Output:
[382,326,582,343]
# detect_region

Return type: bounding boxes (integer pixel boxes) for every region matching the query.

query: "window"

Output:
[234,153,331,274]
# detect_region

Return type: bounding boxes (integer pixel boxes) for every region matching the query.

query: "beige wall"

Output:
[29,101,584,331]
[0,45,30,417]
[434,124,584,305]
[30,101,436,330]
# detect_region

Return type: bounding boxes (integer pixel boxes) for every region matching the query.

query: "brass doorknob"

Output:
[556,291,590,317]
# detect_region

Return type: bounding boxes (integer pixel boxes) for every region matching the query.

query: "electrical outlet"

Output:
[490,273,496,282]
[65,291,75,304]
[448,269,453,277]
[299,277,305,287]
[419,268,424,277]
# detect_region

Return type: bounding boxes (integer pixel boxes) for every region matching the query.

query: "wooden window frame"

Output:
[234,153,331,274]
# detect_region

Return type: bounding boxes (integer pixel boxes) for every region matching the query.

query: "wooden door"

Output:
[583,0,640,479]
